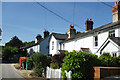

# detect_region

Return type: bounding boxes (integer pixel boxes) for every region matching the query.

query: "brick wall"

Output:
[92,67,120,79]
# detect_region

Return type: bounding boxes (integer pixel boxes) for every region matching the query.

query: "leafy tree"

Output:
[23,41,35,47]
[62,51,100,79]
[5,36,23,48]
[2,46,27,63]
[76,31,82,34]
[2,46,18,62]
[99,53,112,66]
[31,52,51,77]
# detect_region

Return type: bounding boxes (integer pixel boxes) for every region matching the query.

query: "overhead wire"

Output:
[34,0,85,30]
[34,0,117,32]
[73,1,76,26]
[97,0,118,10]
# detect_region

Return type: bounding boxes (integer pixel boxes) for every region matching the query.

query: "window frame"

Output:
[52,41,54,50]
[112,52,117,57]
[109,30,115,37]
[94,35,98,47]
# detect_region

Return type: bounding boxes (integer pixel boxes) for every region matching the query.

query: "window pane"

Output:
[95,42,98,46]
[52,41,54,50]
[94,36,98,47]
[95,36,98,41]
[109,30,115,37]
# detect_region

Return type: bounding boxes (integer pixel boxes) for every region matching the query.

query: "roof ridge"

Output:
[52,32,67,35]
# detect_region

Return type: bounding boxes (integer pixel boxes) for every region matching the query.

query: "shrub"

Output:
[61,71,67,79]
[99,53,120,67]
[51,52,66,68]
[31,52,51,77]
[14,64,21,69]
[50,62,60,69]
[62,50,100,79]
[110,57,120,67]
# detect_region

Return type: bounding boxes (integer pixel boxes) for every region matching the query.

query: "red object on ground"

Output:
[19,58,28,67]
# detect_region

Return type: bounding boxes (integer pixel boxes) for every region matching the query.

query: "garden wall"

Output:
[92,67,120,79]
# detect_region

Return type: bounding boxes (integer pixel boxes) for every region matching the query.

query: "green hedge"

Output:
[99,53,120,67]
[31,52,51,77]
[62,51,100,79]
[62,51,120,79]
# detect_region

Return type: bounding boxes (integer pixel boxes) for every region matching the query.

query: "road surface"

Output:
[2,64,26,80]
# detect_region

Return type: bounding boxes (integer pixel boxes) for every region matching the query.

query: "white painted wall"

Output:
[98,32,108,49]
[50,35,57,56]
[102,41,119,56]
[115,28,120,37]
[61,28,120,56]
[62,36,94,53]
[49,27,120,56]
[35,38,37,43]
[49,35,63,56]
[27,45,40,54]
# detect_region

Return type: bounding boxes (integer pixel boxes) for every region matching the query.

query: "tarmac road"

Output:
[2,64,26,80]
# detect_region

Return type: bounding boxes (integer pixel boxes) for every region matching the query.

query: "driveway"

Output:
[2,64,26,80]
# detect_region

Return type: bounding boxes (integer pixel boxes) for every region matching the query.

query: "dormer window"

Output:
[109,30,115,37]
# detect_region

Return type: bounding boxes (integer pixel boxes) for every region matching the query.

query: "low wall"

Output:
[93,67,120,79]
[46,67,120,79]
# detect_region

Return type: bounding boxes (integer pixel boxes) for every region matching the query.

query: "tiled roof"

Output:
[62,20,120,43]
[96,37,120,53]
[52,33,68,40]
[110,37,120,46]
[21,35,51,49]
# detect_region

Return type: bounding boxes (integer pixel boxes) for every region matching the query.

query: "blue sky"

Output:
[2,2,114,45]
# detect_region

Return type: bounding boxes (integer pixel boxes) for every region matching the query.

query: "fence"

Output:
[46,67,71,79]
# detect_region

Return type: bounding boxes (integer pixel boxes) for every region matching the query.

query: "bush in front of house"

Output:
[99,53,120,67]
[50,52,66,69]
[14,63,21,69]
[62,50,100,79]
[50,62,60,69]
[31,52,51,77]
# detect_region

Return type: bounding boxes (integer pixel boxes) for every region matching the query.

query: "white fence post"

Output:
[46,67,71,79]
[59,68,61,78]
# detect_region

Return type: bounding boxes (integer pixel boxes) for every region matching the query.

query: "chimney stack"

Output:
[43,30,49,39]
[68,25,76,38]
[35,34,42,43]
[112,1,120,22]
[85,19,94,32]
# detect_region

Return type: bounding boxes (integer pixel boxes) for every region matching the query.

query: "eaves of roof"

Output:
[61,21,120,43]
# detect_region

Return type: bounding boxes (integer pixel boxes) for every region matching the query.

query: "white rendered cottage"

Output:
[49,33,67,56]
[49,1,120,57]
[26,30,50,56]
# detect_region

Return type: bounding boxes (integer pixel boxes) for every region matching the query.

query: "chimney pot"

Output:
[112,1,120,22]
[43,30,49,39]
[85,19,94,32]
[35,34,42,43]
[69,25,74,29]
[68,25,76,38]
